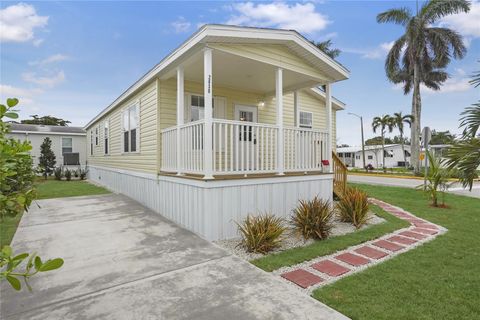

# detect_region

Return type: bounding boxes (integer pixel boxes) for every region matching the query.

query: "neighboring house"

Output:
[7,123,87,167]
[337,144,411,169]
[84,24,349,240]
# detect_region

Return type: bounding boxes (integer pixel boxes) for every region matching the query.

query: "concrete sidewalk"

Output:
[348,174,480,199]
[0,194,348,320]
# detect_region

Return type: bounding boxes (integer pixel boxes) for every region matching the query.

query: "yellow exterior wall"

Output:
[87,80,158,173]
[87,77,338,174]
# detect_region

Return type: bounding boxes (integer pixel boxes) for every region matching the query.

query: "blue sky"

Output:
[1,1,479,146]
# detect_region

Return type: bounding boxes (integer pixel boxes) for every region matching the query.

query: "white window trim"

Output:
[299,110,313,129]
[61,137,73,154]
[104,119,110,155]
[95,126,99,146]
[121,101,141,154]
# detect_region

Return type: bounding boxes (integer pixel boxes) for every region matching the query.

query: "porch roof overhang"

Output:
[85,24,350,129]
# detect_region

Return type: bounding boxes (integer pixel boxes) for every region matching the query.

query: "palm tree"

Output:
[372,115,394,170]
[310,40,341,59]
[392,112,414,167]
[445,64,480,190]
[377,0,470,174]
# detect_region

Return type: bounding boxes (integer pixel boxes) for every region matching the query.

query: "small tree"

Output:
[372,115,394,170]
[418,151,451,207]
[39,137,56,179]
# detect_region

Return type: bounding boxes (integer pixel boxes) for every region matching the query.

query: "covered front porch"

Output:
[159,44,336,179]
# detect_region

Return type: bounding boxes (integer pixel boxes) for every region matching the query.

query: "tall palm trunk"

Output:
[400,132,407,167]
[411,62,422,174]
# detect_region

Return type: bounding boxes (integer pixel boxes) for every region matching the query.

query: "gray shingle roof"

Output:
[9,123,86,134]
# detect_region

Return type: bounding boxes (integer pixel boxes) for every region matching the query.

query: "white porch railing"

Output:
[284,127,329,172]
[161,119,329,176]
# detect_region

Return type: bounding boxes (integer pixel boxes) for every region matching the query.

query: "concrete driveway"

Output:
[348,174,480,199]
[0,194,347,320]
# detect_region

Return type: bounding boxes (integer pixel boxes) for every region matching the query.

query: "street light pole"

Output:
[348,112,366,170]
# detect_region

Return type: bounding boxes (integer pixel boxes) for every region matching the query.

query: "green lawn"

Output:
[36,178,110,199]
[251,205,409,272]
[1,179,109,247]
[313,184,480,320]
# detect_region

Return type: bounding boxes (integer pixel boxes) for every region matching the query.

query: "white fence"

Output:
[161,119,329,176]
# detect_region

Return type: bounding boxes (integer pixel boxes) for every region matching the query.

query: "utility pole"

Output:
[348,112,366,170]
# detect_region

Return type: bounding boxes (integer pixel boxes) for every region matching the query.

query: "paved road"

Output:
[348,174,480,199]
[0,194,347,320]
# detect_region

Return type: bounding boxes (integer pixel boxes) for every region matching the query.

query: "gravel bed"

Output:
[214,213,385,261]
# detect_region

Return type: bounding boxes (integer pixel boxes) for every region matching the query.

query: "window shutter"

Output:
[121,110,125,153]
[135,102,140,153]
[213,97,226,119]
[184,94,190,123]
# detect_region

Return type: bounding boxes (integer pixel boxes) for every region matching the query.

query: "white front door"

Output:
[234,105,258,171]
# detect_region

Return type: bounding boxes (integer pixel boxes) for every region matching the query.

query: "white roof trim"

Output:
[309,87,345,110]
[10,130,86,136]
[85,24,350,129]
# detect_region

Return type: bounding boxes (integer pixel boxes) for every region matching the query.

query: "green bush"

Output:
[236,213,286,254]
[0,99,36,219]
[64,169,72,181]
[53,167,63,180]
[336,187,370,229]
[79,168,88,180]
[291,196,334,240]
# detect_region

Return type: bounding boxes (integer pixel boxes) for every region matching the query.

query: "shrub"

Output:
[291,196,334,240]
[73,169,79,178]
[236,213,286,254]
[53,167,63,180]
[64,169,72,181]
[417,151,451,207]
[79,168,88,180]
[39,137,56,179]
[1,98,36,219]
[336,187,370,229]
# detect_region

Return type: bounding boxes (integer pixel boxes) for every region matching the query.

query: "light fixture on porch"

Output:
[257,99,265,108]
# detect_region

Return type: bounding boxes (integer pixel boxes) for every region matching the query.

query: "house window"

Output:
[191,95,205,121]
[62,137,73,154]
[356,155,360,160]
[368,155,373,160]
[123,104,139,152]
[95,126,99,146]
[104,120,109,155]
[404,150,411,157]
[299,111,313,128]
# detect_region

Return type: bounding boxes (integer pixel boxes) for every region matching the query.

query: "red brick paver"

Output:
[372,239,404,252]
[335,252,370,266]
[413,223,438,230]
[399,230,428,240]
[311,260,350,277]
[281,269,324,288]
[354,246,389,259]
[412,227,438,235]
[387,235,418,245]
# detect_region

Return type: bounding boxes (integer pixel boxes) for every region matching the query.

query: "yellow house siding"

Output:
[87,80,158,173]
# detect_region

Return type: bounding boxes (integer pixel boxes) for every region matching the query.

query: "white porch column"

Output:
[203,48,214,179]
[325,83,333,173]
[293,90,299,127]
[276,68,285,175]
[176,66,184,175]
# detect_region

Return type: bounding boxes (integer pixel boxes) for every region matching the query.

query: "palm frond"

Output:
[459,103,480,138]
[385,35,407,81]
[445,138,480,191]
[377,8,412,25]
[420,0,471,24]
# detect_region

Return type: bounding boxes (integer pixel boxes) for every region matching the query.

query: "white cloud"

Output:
[29,54,69,66]
[22,71,65,88]
[0,84,43,105]
[225,2,330,34]
[171,17,191,33]
[439,0,480,39]
[423,77,471,94]
[362,41,394,59]
[0,3,48,43]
